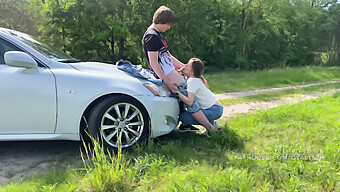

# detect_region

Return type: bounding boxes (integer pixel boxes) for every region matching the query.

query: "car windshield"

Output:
[4,29,80,63]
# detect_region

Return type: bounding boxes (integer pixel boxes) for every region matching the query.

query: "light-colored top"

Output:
[187,77,217,109]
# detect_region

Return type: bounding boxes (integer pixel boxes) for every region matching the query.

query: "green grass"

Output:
[220,82,340,106]
[206,66,340,93]
[1,93,339,191]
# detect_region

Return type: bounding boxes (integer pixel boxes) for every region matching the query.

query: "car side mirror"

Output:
[4,51,38,73]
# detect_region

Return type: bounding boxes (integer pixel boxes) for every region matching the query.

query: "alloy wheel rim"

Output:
[100,103,144,148]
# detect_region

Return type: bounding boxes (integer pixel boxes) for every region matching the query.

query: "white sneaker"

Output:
[213,121,220,129]
[213,121,224,135]
[203,131,212,138]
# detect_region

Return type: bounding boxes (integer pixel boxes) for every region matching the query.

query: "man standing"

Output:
[142,6,216,133]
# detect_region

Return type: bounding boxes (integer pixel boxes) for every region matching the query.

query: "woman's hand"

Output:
[164,78,178,93]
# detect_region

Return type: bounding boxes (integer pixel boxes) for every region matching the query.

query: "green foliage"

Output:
[80,138,135,191]
[0,0,40,36]
[2,0,340,68]
[32,0,136,64]
[325,3,340,66]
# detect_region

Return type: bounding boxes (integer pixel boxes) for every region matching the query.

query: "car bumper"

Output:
[137,95,180,138]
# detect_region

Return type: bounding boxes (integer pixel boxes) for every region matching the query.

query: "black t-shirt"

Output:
[142,26,174,75]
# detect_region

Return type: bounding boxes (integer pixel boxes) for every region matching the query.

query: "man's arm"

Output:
[148,51,165,79]
[148,51,178,92]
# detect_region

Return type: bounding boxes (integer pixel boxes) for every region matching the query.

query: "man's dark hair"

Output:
[153,6,175,24]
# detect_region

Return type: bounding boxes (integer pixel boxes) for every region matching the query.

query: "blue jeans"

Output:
[180,105,223,125]
[116,60,163,85]
[177,81,200,113]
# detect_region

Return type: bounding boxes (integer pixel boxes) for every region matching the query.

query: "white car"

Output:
[0,27,179,150]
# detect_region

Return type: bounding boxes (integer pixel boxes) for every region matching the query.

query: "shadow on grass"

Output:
[131,124,245,165]
[157,125,243,149]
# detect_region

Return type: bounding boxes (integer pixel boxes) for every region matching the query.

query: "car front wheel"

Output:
[88,95,149,150]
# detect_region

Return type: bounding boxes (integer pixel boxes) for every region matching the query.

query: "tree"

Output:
[27,0,338,69]
[35,0,133,63]
[326,2,340,65]
[0,0,39,36]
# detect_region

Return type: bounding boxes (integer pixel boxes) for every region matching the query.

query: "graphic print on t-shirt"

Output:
[142,27,175,75]
[158,47,173,70]
[161,39,168,48]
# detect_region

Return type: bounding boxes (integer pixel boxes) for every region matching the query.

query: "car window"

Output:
[3,30,80,63]
[0,38,20,64]
[0,38,45,67]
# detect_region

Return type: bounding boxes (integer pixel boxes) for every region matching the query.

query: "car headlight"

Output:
[144,83,170,97]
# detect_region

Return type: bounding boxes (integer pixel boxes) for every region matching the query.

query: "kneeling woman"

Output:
[176,58,223,135]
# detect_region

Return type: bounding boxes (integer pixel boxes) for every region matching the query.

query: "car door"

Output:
[0,38,57,134]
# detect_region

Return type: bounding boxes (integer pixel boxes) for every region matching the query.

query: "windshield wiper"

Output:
[59,59,81,63]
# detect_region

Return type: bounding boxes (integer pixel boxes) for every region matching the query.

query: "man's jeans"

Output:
[179,105,223,125]
[116,60,163,85]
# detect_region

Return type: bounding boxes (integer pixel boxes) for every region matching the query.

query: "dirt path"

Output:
[0,141,82,184]
[221,94,318,117]
[215,80,340,100]
[217,81,340,117]
[0,81,339,184]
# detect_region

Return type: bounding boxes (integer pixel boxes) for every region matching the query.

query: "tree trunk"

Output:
[110,30,116,63]
[118,38,124,60]
[242,0,252,31]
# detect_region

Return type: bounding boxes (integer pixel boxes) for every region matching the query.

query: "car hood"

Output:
[69,61,140,80]
[68,61,172,97]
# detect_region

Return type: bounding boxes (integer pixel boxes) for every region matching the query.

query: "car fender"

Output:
[52,68,154,134]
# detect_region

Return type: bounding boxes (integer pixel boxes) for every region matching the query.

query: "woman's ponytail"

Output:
[190,58,208,88]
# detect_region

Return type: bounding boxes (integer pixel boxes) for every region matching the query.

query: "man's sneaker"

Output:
[178,124,200,132]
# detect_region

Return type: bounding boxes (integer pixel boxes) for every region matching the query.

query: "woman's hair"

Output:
[153,6,175,24]
[190,58,208,88]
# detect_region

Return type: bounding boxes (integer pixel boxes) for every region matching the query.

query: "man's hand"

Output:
[164,78,178,93]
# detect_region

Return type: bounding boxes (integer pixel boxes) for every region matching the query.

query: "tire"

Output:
[88,95,149,150]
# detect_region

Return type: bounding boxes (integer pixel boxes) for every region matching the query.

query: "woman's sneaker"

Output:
[213,122,224,135]
[178,124,200,132]
[213,121,220,129]
[203,131,212,138]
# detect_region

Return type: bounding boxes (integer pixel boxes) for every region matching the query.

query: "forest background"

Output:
[0,0,339,71]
